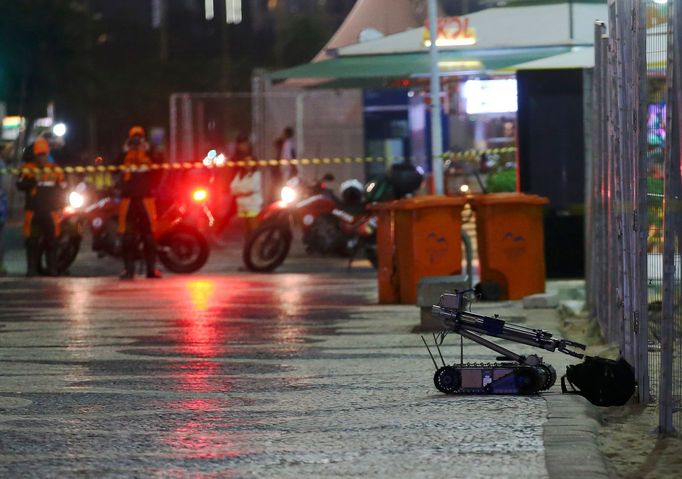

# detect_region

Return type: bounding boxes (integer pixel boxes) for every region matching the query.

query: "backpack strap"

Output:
[561,375,579,394]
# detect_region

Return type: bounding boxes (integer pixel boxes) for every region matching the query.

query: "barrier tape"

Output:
[0,147,516,176]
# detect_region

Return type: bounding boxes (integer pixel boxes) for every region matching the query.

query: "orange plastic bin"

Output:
[371,204,401,304]
[373,196,466,304]
[471,193,549,300]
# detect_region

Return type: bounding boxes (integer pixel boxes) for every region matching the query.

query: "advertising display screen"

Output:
[463,79,518,114]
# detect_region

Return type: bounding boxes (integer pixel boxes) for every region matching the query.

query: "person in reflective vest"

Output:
[117,126,161,279]
[16,138,66,276]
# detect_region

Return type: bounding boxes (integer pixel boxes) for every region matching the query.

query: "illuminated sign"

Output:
[1,116,26,141]
[463,79,518,114]
[424,16,476,47]
[438,60,483,72]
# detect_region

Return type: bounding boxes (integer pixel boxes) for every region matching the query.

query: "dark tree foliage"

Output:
[275,15,329,67]
[0,0,352,160]
[0,1,89,119]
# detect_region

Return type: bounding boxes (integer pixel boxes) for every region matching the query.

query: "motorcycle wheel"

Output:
[157,225,210,274]
[38,225,82,276]
[243,224,292,272]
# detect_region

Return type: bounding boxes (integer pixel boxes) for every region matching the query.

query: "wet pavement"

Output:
[0,238,577,478]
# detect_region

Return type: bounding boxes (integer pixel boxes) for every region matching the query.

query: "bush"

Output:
[486,169,517,193]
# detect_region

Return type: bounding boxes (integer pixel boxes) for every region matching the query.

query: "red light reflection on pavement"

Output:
[161,278,249,462]
[180,280,220,358]
[187,279,216,313]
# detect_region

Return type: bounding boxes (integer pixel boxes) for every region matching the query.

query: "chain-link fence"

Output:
[646,0,668,425]
[587,0,682,434]
[169,89,367,200]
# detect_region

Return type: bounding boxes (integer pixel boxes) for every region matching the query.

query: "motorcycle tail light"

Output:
[192,188,208,203]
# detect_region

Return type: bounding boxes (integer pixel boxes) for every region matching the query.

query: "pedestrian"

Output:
[269,127,297,203]
[16,138,66,277]
[278,127,297,181]
[230,136,263,239]
[117,126,162,280]
[230,166,263,238]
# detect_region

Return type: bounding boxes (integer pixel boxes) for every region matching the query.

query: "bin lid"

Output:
[470,192,549,206]
[370,195,467,211]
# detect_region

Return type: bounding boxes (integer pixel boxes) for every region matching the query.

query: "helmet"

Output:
[128,126,145,138]
[339,179,364,206]
[33,138,50,155]
[390,161,423,199]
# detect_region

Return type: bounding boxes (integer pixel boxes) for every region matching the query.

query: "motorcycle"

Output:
[242,174,378,272]
[45,182,213,275]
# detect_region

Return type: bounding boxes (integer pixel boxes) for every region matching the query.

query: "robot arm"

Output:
[431,292,586,359]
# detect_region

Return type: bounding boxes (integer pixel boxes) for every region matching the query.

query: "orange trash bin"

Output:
[394,196,466,304]
[471,193,549,300]
[371,203,401,304]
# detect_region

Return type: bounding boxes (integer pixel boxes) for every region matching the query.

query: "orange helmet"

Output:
[128,126,145,138]
[33,138,50,155]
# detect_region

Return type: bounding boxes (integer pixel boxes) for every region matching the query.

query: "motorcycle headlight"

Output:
[69,191,85,209]
[281,186,297,205]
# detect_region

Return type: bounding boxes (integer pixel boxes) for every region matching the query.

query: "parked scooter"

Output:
[45,181,212,275]
[242,174,378,272]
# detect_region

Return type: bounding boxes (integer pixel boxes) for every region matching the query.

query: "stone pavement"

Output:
[0,251,607,478]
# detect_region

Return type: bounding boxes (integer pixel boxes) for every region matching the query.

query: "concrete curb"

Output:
[544,392,610,479]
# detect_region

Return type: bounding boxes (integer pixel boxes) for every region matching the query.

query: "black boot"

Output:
[45,241,58,277]
[120,234,136,280]
[143,234,162,279]
[25,238,40,277]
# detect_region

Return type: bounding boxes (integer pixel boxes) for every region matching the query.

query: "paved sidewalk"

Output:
[0,269,607,478]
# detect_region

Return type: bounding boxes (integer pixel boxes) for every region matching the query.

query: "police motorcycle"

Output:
[242,174,376,272]
[242,160,423,273]
[44,173,213,275]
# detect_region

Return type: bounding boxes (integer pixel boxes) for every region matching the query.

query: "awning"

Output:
[504,47,595,70]
[270,46,572,81]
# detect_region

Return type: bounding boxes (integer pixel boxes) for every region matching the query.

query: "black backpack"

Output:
[561,356,636,407]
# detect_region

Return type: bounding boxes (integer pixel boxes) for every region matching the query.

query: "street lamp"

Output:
[428,0,445,195]
[52,123,67,138]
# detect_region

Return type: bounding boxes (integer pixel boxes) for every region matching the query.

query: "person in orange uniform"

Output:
[16,138,66,276]
[118,126,162,279]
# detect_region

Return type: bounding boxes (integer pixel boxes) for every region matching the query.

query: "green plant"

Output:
[486,169,516,193]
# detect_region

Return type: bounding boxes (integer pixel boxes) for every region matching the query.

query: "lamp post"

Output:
[428,0,444,195]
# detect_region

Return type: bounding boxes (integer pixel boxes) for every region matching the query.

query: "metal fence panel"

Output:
[589,0,650,405]
[660,0,682,436]
[647,0,668,407]
[590,0,682,434]
[169,90,367,187]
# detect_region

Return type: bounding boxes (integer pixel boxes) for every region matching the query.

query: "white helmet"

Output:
[339,179,364,205]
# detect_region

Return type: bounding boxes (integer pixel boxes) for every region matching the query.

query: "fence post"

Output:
[632,0,649,404]
[180,94,194,164]
[608,1,648,383]
[599,29,611,340]
[660,0,681,435]
[584,65,593,313]
[169,94,178,164]
[607,0,627,352]
[591,22,608,337]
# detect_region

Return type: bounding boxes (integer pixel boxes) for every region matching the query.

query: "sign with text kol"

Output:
[423,16,476,47]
